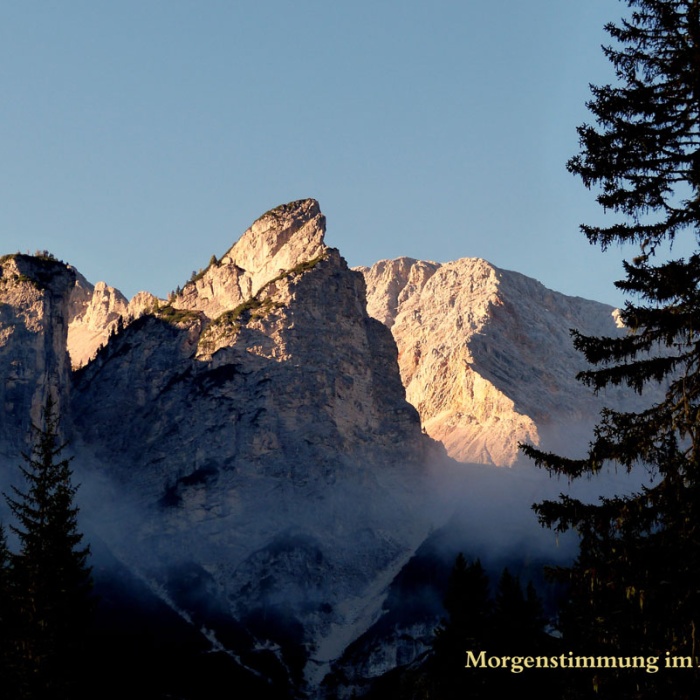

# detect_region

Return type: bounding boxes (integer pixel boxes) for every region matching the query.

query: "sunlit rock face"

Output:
[358,256,632,466]
[66,269,158,369]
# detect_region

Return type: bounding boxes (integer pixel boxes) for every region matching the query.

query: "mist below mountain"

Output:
[0,200,653,697]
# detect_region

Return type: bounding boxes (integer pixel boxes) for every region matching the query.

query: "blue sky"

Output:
[1,1,643,306]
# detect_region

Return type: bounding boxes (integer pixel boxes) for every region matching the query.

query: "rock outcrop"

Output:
[67,270,158,369]
[173,198,328,320]
[358,257,634,466]
[0,254,74,458]
[67,200,439,687]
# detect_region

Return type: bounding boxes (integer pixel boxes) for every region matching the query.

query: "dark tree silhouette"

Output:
[5,395,92,699]
[428,555,492,699]
[492,568,546,652]
[522,1,700,696]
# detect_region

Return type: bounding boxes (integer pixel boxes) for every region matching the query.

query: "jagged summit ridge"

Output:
[60,196,642,472]
[64,199,326,367]
[66,270,158,369]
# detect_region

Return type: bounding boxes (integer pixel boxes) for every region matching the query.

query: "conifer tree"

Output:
[521,1,700,696]
[431,555,492,699]
[492,569,545,651]
[0,523,18,691]
[0,523,10,622]
[5,395,92,699]
[434,554,491,652]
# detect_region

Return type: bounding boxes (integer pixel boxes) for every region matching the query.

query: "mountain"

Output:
[1,201,443,695]
[358,257,635,466]
[0,199,645,696]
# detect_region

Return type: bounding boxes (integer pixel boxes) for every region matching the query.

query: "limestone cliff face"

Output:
[69,200,439,683]
[358,257,632,466]
[67,270,158,369]
[0,254,74,457]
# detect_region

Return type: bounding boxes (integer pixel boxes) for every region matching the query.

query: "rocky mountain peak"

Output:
[226,198,326,273]
[174,198,327,320]
[63,200,438,684]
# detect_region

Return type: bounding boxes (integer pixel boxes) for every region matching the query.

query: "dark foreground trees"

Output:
[1,395,92,699]
[365,554,555,700]
[522,1,700,697]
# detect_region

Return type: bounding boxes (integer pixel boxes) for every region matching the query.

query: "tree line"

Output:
[361,554,560,699]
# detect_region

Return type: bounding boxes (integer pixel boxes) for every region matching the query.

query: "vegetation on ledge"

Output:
[152,302,201,325]
[197,252,328,352]
[259,199,311,223]
[0,252,69,291]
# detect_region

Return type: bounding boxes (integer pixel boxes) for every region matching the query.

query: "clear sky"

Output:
[1,0,650,306]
